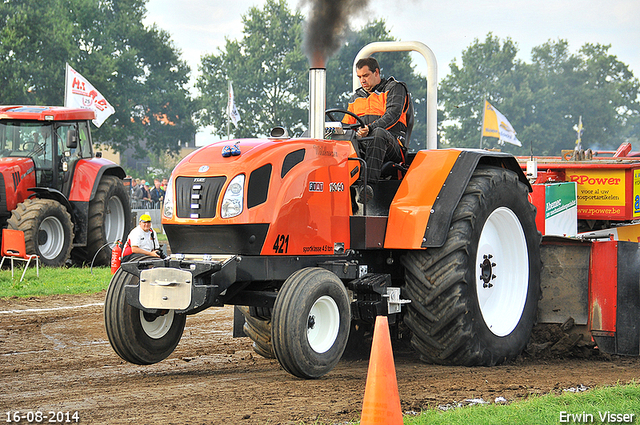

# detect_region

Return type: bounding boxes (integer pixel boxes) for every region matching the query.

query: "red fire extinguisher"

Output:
[111,240,122,274]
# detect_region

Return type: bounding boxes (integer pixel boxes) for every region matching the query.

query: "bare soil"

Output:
[1,293,639,425]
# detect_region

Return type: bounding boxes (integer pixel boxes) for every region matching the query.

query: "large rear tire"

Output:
[7,198,74,267]
[74,175,132,265]
[104,257,186,365]
[401,166,541,366]
[272,268,350,379]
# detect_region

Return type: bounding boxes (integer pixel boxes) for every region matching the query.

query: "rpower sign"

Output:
[566,168,640,220]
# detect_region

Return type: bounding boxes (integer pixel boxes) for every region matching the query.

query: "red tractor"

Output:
[0,106,132,266]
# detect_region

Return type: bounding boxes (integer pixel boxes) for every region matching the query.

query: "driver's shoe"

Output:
[356,184,374,204]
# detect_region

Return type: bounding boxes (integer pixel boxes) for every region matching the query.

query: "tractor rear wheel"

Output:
[238,306,275,359]
[7,198,74,267]
[272,267,350,379]
[74,175,132,266]
[104,256,186,364]
[401,166,541,366]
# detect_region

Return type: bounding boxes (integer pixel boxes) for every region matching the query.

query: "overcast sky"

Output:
[143,0,640,144]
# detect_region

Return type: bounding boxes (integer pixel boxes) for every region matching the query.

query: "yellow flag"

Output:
[482,100,521,146]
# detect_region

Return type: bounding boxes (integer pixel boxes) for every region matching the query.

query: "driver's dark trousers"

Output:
[359,127,404,185]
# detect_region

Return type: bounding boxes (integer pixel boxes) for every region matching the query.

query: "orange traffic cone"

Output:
[360,315,403,425]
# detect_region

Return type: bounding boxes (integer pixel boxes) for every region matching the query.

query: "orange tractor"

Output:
[106,41,640,378]
[0,106,131,266]
[105,41,544,378]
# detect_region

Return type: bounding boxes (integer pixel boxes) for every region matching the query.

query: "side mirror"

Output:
[66,129,78,149]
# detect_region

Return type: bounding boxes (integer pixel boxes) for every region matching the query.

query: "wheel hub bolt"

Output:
[479,254,497,288]
[308,315,316,330]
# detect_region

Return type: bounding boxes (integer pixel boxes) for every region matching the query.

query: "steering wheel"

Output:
[22,141,36,152]
[325,108,366,131]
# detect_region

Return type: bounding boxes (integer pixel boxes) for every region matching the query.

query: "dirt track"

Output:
[1,293,639,425]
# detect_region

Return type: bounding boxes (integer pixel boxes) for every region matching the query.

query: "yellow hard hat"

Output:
[139,214,152,222]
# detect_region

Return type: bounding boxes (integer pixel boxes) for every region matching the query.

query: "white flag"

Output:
[227,81,241,127]
[481,100,522,147]
[64,63,115,127]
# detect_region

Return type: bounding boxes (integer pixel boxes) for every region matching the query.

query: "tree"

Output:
[439,33,640,155]
[0,0,196,157]
[439,33,527,151]
[530,41,640,153]
[197,0,308,139]
[0,0,76,103]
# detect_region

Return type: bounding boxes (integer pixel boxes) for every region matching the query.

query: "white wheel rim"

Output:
[140,310,174,339]
[38,216,65,259]
[307,295,340,354]
[105,195,125,248]
[476,207,529,337]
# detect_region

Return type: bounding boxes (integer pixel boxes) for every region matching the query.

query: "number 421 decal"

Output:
[273,234,289,253]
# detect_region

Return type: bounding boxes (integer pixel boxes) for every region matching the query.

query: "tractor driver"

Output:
[343,57,410,203]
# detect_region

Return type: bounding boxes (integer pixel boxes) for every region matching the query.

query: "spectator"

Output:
[136,180,150,208]
[132,178,144,202]
[150,179,165,206]
[121,213,161,262]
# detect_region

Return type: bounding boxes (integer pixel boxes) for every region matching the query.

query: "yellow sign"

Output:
[567,168,625,209]
[634,169,640,217]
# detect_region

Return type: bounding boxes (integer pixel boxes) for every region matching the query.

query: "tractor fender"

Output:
[384,149,530,250]
[68,158,126,203]
[28,187,74,217]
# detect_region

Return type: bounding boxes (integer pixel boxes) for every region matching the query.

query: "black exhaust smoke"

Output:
[302,0,370,67]
[302,0,370,138]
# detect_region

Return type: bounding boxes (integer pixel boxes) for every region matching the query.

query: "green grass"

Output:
[405,382,640,425]
[0,265,111,298]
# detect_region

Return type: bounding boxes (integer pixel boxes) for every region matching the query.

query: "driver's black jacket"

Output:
[342,76,409,147]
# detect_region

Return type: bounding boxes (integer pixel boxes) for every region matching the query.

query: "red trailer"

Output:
[523,145,640,356]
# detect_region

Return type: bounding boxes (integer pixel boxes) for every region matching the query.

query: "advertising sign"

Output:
[567,169,626,220]
[545,182,577,237]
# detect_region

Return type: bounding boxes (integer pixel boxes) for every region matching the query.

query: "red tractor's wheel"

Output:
[73,175,132,266]
[7,198,74,267]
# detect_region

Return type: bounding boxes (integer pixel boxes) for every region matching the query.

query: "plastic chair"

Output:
[0,229,39,281]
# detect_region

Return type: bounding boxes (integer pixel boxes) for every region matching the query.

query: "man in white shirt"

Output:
[122,213,161,261]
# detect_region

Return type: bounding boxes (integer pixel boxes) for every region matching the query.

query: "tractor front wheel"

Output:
[7,198,74,267]
[272,268,350,379]
[238,306,275,359]
[104,257,186,364]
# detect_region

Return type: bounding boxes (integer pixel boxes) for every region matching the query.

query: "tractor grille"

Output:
[175,176,227,219]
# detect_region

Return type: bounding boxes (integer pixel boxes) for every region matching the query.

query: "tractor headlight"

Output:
[162,176,174,219]
[221,174,245,218]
